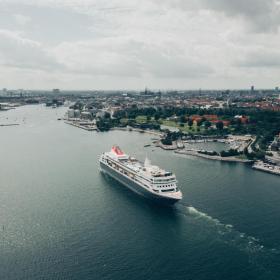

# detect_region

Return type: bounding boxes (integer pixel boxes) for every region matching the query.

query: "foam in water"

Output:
[176,204,280,277]
[178,204,263,250]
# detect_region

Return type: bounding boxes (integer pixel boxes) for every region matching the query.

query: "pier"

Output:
[64,120,97,131]
[0,123,19,127]
[252,161,280,176]
[175,149,253,163]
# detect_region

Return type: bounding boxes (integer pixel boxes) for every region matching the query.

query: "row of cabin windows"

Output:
[154,187,179,193]
[156,184,174,188]
[161,187,179,192]
[161,189,175,192]
[153,178,174,183]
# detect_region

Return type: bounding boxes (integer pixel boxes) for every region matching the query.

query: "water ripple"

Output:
[176,204,280,278]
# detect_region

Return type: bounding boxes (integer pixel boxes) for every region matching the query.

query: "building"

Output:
[234,115,249,124]
[81,110,92,120]
[53,89,60,94]
[271,133,280,151]
[67,109,75,119]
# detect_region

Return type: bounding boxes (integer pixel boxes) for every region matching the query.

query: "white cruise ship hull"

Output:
[100,161,181,205]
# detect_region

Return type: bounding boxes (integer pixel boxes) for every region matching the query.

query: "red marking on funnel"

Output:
[112,146,124,156]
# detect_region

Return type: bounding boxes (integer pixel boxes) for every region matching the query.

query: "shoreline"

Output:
[252,162,280,176]
[63,121,279,175]
[174,149,253,163]
[112,127,164,137]
[64,120,97,131]
[0,123,19,126]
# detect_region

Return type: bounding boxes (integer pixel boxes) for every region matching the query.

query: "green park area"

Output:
[120,116,204,133]
[160,119,203,133]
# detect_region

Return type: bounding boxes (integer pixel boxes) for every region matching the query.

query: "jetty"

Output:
[252,161,280,176]
[64,120,97,131]
[175,149,252,163]
[0,123,19,127]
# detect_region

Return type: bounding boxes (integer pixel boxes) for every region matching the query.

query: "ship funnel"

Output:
[111,145,124,156]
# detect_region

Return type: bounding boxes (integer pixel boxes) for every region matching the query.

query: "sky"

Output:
[0,0,280,90]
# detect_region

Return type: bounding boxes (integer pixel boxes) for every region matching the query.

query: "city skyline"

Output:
[0,0,280,89]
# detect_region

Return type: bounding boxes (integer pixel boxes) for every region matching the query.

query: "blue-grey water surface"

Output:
[0,105,280,280]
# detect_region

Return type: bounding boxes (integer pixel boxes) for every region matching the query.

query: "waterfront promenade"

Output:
[175,149,253,163]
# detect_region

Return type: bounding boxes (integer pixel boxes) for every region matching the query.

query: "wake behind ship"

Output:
[99,146,182,204]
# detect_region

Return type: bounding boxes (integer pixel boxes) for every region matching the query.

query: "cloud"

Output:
[134,45,213,78]
[157,0,280,33]
[53,38,142,77]
[13,14,31,25]
[202,0,280,32]
[0,29,63,70]
[52,37,212,79]
[0,0,279,89]
[236,49,280,68]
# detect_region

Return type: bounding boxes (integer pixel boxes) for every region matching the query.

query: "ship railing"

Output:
[134,177,151,189]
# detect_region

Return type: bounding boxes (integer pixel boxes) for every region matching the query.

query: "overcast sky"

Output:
[0,0,280,90]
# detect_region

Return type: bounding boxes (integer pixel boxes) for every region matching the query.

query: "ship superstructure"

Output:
[99,146,182,204]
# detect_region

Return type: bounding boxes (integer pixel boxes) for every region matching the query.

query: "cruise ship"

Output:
[99,146,183,204]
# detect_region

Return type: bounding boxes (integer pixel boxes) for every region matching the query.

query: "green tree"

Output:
[197,119,203,127]
[104,112,111,119]
[216,121,224,130]
[204,121,211,129]
[154,113,160,121]
[180,115,186,123]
